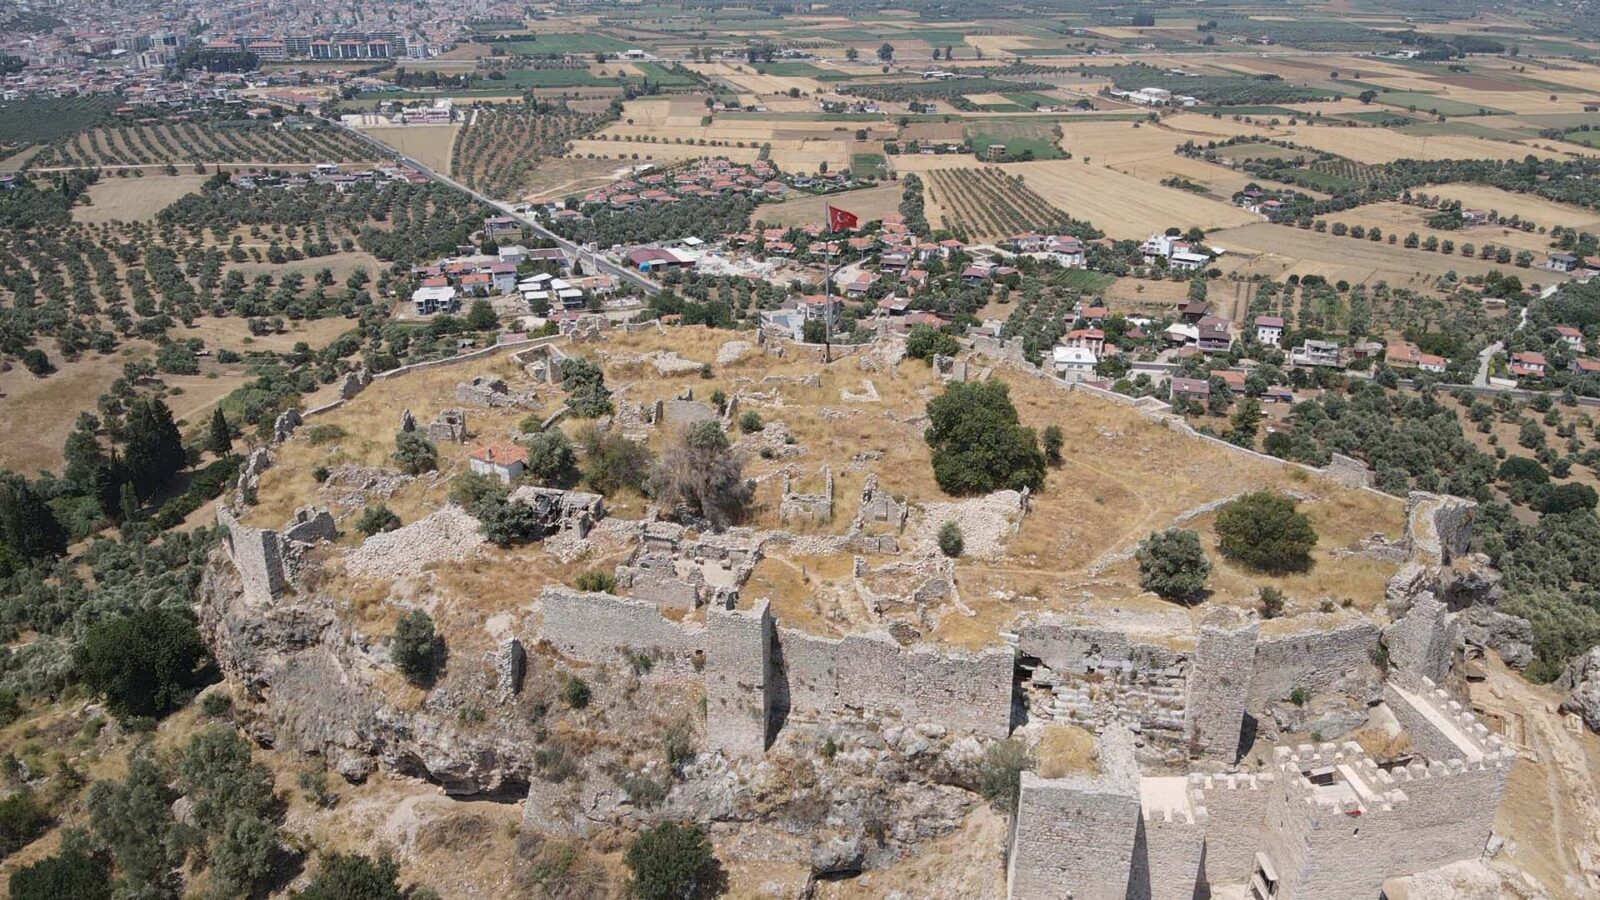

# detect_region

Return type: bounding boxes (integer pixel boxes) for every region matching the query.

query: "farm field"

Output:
[517,156,631,202]
[35,120,378,168]
[756,183,903,228]
[923,168,1075,240]
[358,125,459,175]
[73,174,210,223]
[1209,221,1512,288]
[1322,201,1559,255]
[1418,183,1600,233]
[451,103,611,199]
[1277,121,1583,164]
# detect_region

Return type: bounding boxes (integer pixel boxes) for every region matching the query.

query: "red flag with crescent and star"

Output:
[825,204,859,233]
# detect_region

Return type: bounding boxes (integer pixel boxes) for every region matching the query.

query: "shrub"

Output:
[1135,528,1211,602]
[624,822,722,900]
[74,608,210,719]
[579,426,654,495]
[1289,687,1310,707]
[355,504,400,536]
[1533,482,1598,514]
[938,521,964,557]
[392,431,438,475]
[0,792,51,858]
[574,570,617,593]
[737,410,764,434]
[298,853,406,900]
[8,839,110,900]
[1499,456,1548,486]
[391,611,437,684]
[306,424,346,445]
[479,496,547,546]
[1042,425,1064,466]
[977,739,1033,814]
[201,692,233,718]
[525,429,579,486]
[1214,491,1317,574]
[924,380,1045,495]
[449,471,509,517]
[905,324,960,361]
[1258,585,1286,619]
[562,676,591,710]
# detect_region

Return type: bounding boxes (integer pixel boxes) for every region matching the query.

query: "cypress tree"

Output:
[206,408,232,458]
[122,398,184,497]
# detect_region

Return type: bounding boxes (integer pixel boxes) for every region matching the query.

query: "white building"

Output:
[1254,315,1285,346]
[411,284,458,315]
[1052,345,1098,381]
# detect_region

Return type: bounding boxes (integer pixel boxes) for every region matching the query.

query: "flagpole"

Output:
[823,205,833,363]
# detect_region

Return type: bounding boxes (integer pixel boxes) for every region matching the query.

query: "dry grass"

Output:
[74,174,209,223]
[359,125,459,175]
[757,183,904,228]
[1209,221,1514,288]
[1035,724,1099,778]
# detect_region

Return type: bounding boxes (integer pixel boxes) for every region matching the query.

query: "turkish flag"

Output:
[825,204,859,233]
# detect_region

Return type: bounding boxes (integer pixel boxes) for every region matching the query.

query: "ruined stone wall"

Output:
[704,602,772,757]
[537,587,705,673]
[1322,453,1374,489]
[1006,726,1141,900]
[1017,624,1189,744]
[1188,772,1272,886]
[1370,756,1509,878]
[216,507,286,603]
[1259,760,1387,900]
[1185,613,1259,761]
[1247,619,1380,709]
[1383,595,1457,683]
[774,628,1012,737]
[1405,491,1476,565]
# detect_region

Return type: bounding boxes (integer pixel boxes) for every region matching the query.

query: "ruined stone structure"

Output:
[852,473,909,532]
[426,408,468,444]
[456,375,534,408]
[1322,452,1374,489]
[1006,678,1515,899]
[506,485,605,539]
[217,507,286,603]
[704,601,773,756]
[536,586,1015,742]
[614,527,761,610]
[273,408,303,443]
[779,466,834,524]
[338,367,372,400]
[283,506,337,544]
[1405,491,1476,565]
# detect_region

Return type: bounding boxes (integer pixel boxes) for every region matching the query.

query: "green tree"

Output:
[1215,491,1318,574]
[624,822,722,900]
[562,357,615,418]
[0,475,68,562]
[924,380,1046,495]
[877,42,895,62]
[179,727,280,897]
[801,318,827,344]
[8,835,110,900]
[0,791,51,858]
[580,427,654,495]
[297,853,405,900]
[87,755,180,897]
[465,299,498,331]
[1135,528,1211,602]
[393,431,438,475]
[392,610,437,684]
[1258,585,1286,618]
[207,408,233,457]
[737,410,764,434]
[1227,397,1263,447]
[74,608,209,719]
[525,429,579,486]
[62,416,106,491]
[122,397,185,497]
[905,324,960,361]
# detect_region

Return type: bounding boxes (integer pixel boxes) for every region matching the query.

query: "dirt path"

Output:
[1478,659,1600,897]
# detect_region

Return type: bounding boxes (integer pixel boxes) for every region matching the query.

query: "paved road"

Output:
[333,122,662,297]
[1474,341,1502,388]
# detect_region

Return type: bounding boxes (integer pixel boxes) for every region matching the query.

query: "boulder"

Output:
[1556,647,1600,732]
[1457,606,1534,671]
[1439,563,1504,611]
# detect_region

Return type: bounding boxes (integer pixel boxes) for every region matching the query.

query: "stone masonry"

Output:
[217,507,287,603]
[779,466,834,525]
[1186,609,1260,761]
[705,601,773,757]
[1007,725,1142,900]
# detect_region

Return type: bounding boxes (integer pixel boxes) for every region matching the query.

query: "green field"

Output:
[483,69,611,87]
[966,129,1063,160]
[751,61,853,81]
[1213,142,1306,162]
[1002,92,1064,109]
[1334,84,1506,117]
[634,63,702,87]
[1396,120,1531,142]
[1337,110,1424,124]
[850,152,887,179]
[501,34,637,54]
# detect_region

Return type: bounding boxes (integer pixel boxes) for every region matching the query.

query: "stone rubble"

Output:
[344,505,485,577]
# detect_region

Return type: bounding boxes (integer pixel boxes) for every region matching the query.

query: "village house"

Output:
[1169,376,1210,404]
[1571,357,1600,376]
[469,440,529,484]
[1289,339,1343,369]
[1385,340,1424,370]
[1196,316,1232,353]
[1556,325,1586,353]
[1509,350,1547,379]
[1419,352,1448,374]
[1254,315,1284,346]
[1062,327,1106,357]
[1051,345,1098,381]
[1546,252,1579,273]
